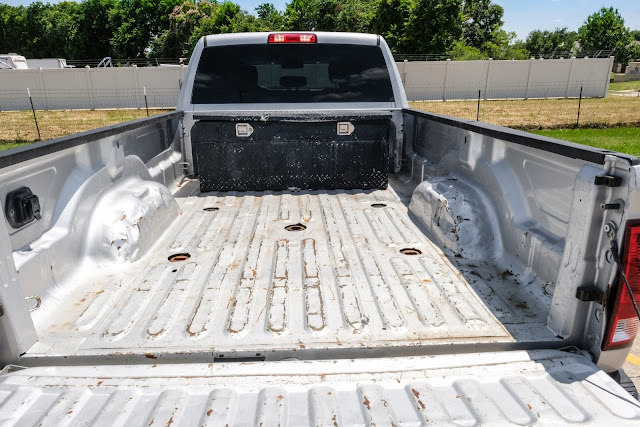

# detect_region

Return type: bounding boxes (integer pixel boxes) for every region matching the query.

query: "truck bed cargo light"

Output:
[268,33,317,43]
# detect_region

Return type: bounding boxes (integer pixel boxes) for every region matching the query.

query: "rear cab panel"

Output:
[179,32,408,180]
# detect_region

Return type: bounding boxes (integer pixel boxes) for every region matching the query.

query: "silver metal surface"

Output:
[22,179,560,363]
[2,350,640,426]
[402,110,640,371]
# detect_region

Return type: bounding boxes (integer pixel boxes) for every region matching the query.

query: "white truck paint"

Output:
[1,32,639,424]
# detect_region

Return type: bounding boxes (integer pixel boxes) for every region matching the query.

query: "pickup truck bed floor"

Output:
[25,178,557,364]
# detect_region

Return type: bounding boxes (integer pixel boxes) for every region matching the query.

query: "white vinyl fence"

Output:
[397,57,615,101]
[0,57,614,111]
[0,65,186,111]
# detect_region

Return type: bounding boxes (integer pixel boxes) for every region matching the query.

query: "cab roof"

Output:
[203,32,380,47]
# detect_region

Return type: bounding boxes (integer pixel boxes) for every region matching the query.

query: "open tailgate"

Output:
[1,350,639,425]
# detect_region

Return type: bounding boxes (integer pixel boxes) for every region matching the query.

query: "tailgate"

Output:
[2,350,639,425]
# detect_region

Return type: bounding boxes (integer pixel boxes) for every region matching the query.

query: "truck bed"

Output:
[23,178,558,364]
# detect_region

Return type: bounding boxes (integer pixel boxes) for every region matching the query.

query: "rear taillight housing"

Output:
[603,220,640,350]
[268,33,317,43]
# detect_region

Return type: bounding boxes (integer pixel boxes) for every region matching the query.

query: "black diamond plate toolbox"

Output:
[191,118,390,192]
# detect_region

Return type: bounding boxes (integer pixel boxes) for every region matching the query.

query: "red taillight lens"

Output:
[603,220,640,350]
[268,33,317,43]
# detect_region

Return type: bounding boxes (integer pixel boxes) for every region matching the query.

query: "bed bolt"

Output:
[604,222,616,234]
[604,221,618,240]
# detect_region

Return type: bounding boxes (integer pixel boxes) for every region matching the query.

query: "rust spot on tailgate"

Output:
[363,396,371,410]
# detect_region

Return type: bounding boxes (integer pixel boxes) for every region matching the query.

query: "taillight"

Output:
[603,220,640,350]
[268,33,317,43]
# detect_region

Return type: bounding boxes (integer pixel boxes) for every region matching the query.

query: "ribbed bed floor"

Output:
[25,179,556,364]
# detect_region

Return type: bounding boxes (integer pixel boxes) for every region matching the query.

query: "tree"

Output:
[283,0,319,30]
[40,2,82,58]
[482,29,529,59]
[370,0,414,53]
[188,2,256,45]
[75,0,118,59]
[405,0,463,55]
[151,0,263,58]
[19,2,53,57]
[109,0,183,58]
[525,28,578,57]
[150,1,218,58]
[461,0,503,49]
[0,1,116,60]
[313,0,375,33]
[578,7,633,63]
[255,3,284,30]
[0,4,27,55]
[631,30,640,42]
[448,39,488,60]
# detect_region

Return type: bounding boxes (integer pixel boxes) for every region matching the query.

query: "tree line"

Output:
[0,0,638,63]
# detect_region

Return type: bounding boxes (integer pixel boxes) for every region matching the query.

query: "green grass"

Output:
[0,109,171,151]
[532,127,640,156]
[609,80,640,91]
[0,141,32,151]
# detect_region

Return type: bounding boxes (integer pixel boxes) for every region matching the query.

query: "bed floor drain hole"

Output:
[203,207,219,211]
[168,253,191,262]
[285,223,307,232]
[400,248,422,256]
[371,203,387,208]
[25,296,41,312]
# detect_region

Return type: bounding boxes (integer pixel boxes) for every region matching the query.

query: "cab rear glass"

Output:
[191,43,394,104]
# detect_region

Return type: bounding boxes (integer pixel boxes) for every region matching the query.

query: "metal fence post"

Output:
[27,88,41,140]
[144,86,149,117]
[477,90,481,121]
[576,86,583,127]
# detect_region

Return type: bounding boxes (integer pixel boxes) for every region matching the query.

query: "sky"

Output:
[495,0,640,40]
[2,0,640,41]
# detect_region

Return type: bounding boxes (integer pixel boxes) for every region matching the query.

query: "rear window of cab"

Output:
[192,43,394,104]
